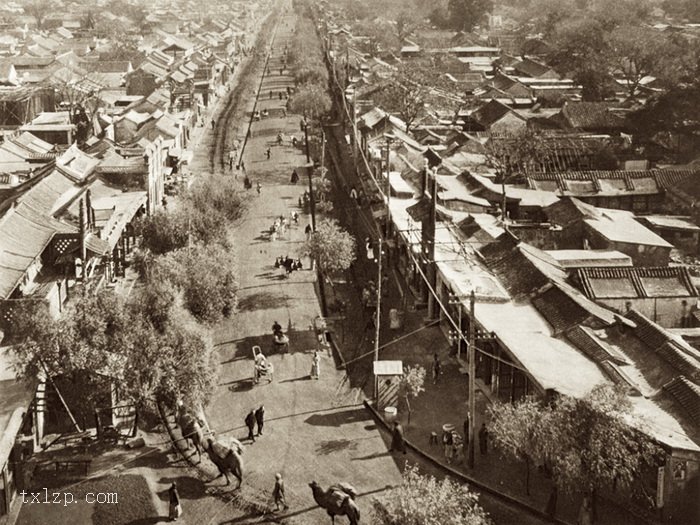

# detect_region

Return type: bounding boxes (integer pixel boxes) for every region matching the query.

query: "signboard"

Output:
[656,466,665,509]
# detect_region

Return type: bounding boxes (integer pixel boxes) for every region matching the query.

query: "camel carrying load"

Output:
[177,410,206,463]
[205,437,244,488]
[309,481,360,525]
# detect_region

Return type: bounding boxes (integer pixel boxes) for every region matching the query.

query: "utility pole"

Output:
[467,289,476,469]
[384,137,392,238]
[373,238,383,401]
[304,120,316,231]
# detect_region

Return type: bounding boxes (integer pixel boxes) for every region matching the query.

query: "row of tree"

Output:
[489,384,661,521]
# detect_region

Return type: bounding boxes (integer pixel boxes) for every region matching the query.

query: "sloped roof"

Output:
[663,376,700,426]
[576,266,698,299]
[558,101,627,131]
[0,199,75,298]
[471,99,524,127]
[512,57,558,78]
[526,169,699,197]
[626,309,700,382]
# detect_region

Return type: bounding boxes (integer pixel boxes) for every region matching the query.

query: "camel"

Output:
[177,412,205,463]
[204,437,244,488]
[309,481,360,525]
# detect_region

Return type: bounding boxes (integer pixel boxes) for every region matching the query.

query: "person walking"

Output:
[273,473,289,511]
[255,405,265,436]
[245,410,256,442]
[211,118,215,129]
[256,181,262,194]
[305,223,312,239]
[266,147,271,160]
[310,350,320,379]
[432,353,441,385]
[389,421,406,454]
[479,422,488,455]
[442,428,454,464]
[168,482,181,521]
[290,169,299,184]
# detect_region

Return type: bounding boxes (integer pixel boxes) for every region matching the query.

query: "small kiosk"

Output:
[373,360,403,413]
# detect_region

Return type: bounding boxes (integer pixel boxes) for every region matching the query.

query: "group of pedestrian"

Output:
[244,406,265,442]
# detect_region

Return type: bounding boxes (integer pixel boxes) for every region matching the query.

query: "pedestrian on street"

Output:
[211,118,215,129]
[245,410,256,442]
[255,405,265,436]
[168,482,181,521]
[310,350,320,379]
[442,428,454,464]
[479,422,488,455]
[273,473,289,511]
[390,421,407,454]
[278,92,283,100]
[266,147,271,160]
[256,181,262,194]
[269,90,273,99]
[432,353,441,384]
[305,223,312,239]
[290,170,299,184]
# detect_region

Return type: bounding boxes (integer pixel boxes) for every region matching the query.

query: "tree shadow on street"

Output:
[238,291,290,312]
[315,438,358,455]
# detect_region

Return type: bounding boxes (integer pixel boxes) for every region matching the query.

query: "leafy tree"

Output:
[487,397,556,495]
[10,286,219,413]
[352,19,399,55]
[663,0,700,21]
[547,17,609,93]
[371,58,462,131]
[186,174,247,223]
[372,464,491,524]
[395,12,419,43]
[23,0,54,29]
[126,295,218,410]
[446,0,494,32]
[150,244,238,325]
[135,209,189,255]
[372,82,426,133]
[301,218,355,276]
[399,365,425,427]
[488,385,662,521]
[608,25,674,100]
[288,82,332,120]
[629,83,700,142]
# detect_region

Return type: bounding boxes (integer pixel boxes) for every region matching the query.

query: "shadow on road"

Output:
[315,438,359,455]
[303,407,369,427]
[278,375,310,383]
[238,291,291,312]
[156,475,208,500]
[352,451,392,461]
